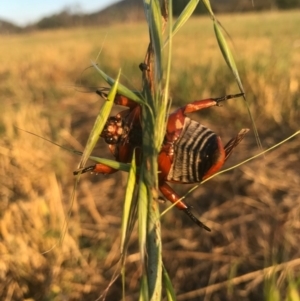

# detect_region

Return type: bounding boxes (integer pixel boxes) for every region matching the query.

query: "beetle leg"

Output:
[224,128,250,161]
[73,164,118,175]
[183,208,211,232]
[159,182,187,210]
[159,182,210,231]
[114,94,138,109]
[96,88,138,110]
[183,93,244,114]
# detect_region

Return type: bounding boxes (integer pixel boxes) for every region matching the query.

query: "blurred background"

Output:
[0,0,300,300]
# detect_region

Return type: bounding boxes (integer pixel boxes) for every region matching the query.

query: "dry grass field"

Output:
[0,10,300,301]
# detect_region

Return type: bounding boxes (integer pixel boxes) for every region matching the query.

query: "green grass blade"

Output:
[77,69,120,169]
[87,156,131,172]
[164,0,199,46]
[138,172,148,265]
[143,0,151,24]
[141,1,166,299]
[92,62,145,105]
[264,274,280,301]
[163,0,173,117]
[149,0,163,84]
[147,199,162,301]
[244,96,263,150]
[286,280,300,301]
[139,274,149,301]
[213,20,264,149]
[120,150,137,254]
[202,0,262,150]
[158,0,173,149]
[163,265,177,301]
[201,0,214,17]
[213,21,244,93]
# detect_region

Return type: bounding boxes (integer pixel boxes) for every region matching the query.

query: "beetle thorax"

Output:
[101,115,130,145]
[101,113,142,148]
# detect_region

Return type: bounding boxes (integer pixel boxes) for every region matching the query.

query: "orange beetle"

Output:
[75,90,249,231]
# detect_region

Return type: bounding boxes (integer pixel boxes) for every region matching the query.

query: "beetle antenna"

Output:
[183,207,211,232]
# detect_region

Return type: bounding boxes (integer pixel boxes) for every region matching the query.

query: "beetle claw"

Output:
[96,87,110,99]
[157,197,166,204]
[73,165,96,175]
[184,207,211,232]
[214,92,245,106]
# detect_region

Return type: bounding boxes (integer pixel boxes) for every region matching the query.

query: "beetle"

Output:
[74,89,249,231]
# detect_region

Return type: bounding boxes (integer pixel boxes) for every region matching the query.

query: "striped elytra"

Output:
[167,117,220,183]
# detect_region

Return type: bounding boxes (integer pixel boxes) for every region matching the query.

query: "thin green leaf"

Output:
[287,281,300,301]
[196,0,260,153]
[89,156,131,172]
[213,21,244,93]
[147,199,162,300]
[213,20,262,151]
[139,274,149,301]
[213,21,264,150]
[143,0,151,24]
[265,275,281,301]
[78,70,120,169]
[120,150,137,254]
[119,153,138,301]
[201,0,214,17]
[92,62,145,105]
[141,2,165,299]
[164,0,199,47]
[163,265,177,301]
[149,0,163,84]
[160,0,173,147]
[138,172,148,265]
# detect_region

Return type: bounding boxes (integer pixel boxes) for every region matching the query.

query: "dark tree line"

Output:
[276,0,300,8]
[173,0,300,15]
[35,0,300,31]
[3,0,299,33]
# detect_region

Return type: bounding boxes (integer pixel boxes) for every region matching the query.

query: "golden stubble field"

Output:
[0,10,300,301]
